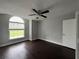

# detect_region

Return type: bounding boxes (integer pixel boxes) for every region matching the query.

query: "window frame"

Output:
[9,17,25,40]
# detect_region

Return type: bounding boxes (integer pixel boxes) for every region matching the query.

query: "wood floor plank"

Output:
[0,39,75,59]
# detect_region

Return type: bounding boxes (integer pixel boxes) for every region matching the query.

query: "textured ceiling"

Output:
[0,0,78,19]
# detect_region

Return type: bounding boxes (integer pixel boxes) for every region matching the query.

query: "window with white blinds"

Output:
[9,16,25,39]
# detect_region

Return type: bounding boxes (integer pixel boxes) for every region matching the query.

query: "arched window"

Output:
[9,16,25,39]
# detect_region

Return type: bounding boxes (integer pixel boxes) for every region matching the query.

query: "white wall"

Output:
[63,19,77,49]
[37,9,76,49]
[0,14,10,44]
[0,14,29,47]
[36,0,78,49]
[38,11,62,43]
[76,12,79,59]
[32,20,39,40]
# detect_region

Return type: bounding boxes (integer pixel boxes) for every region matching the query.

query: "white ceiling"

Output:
[0,0,78,19]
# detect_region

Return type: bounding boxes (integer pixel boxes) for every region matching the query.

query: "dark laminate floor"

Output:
[0,39,75,59]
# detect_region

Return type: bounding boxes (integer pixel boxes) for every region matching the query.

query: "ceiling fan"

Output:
[29,9,49,18]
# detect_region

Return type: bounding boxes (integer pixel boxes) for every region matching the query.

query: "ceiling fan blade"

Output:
[40,15,47,18]
[29,14,36,16]
[32,9,39,14]
[41,10,49,14]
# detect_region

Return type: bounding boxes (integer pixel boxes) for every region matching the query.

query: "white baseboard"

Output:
[0,39,28,47]
[41,39,75,49]
[0,38,75,49]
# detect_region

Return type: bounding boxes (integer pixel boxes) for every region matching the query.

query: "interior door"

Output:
[63,19,76,49]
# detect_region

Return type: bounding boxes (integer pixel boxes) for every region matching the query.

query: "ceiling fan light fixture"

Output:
[29,8,49,18]
[36,17,39,19]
